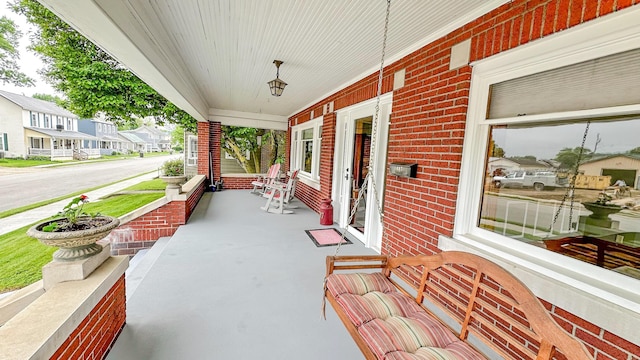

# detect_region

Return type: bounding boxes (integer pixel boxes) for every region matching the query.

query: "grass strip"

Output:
[0,192,165,293]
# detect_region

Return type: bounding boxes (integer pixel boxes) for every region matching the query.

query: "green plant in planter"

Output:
[161,158,185,176]
[43,195,101,232]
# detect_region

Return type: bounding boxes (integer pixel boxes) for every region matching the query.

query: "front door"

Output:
[332,94,392,251]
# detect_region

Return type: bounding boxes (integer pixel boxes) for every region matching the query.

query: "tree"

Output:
[0,15,34,86]
[554,147,593,170]
[32,92,63,105]
[171,126,185,148]
[629,147,640,155]
[221,127,286,173]
[222,126,262,173]
[488,139,505,157]
[11,0,196,131]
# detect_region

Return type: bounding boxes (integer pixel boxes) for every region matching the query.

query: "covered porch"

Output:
[25,127,101,160]
[107,189,370,359]
[14,0,640,358]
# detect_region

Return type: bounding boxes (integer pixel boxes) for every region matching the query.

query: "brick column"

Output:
[320,113,336,199]
[210,121,221,182]
[197,121,210,179]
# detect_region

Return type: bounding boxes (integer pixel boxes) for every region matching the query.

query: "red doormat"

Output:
[305,228,352,247]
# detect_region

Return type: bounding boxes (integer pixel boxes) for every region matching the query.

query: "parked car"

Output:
[493,171,567,191]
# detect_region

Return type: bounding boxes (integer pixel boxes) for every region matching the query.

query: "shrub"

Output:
[161,158,184,176]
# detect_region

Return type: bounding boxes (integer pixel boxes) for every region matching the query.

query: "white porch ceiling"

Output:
[38,0,509,129]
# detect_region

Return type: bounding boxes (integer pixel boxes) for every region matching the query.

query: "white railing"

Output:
[83,149,101,156]
[52,149,74,157]
[28,148,51,156]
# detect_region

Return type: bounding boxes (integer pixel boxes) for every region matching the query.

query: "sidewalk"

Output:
[0,172,158,236]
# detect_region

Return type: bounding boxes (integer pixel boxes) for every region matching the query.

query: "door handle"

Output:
[345,168,350,180]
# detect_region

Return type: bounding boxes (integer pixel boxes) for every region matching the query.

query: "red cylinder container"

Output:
[319,198,333,225]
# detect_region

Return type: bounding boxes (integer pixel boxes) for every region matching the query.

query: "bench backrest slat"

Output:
[386,251,592,360]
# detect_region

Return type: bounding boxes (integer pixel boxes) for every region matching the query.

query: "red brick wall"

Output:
[544,299,640,359]
[220,176,255,190]
[186,180,205,218]
[110,181,205,256]
[288,0,640,357]
[211,122,221,182]
[50,275,126,360]
[197,121,210,179]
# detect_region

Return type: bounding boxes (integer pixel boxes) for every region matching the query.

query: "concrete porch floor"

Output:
[107,189,375,360]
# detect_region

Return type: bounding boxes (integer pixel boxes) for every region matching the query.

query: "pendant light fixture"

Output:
[267,60,287,97]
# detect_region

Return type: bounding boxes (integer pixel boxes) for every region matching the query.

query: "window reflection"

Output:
[480,118,640,279]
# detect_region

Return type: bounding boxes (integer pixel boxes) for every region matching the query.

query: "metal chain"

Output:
[332,0,391,256]
[546,121,590,237]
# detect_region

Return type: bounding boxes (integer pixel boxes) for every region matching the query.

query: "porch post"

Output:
[197,121,210,179]
[211,122,221,184]
[320,113,336,199]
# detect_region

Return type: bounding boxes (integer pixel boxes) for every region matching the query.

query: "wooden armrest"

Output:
[326,255,388,276]
[263,182,286,191]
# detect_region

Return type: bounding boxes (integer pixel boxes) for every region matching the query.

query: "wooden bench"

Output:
[324,251,593,359]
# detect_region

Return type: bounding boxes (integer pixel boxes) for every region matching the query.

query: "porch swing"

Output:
[321,1,593,359]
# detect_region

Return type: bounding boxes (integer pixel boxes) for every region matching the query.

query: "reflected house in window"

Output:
[579,154,640,190]
[487,156,556,176]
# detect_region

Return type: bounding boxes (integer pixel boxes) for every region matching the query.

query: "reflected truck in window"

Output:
[493,171,568,191]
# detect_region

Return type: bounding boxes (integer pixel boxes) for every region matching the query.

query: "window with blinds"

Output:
[488,48,640,119]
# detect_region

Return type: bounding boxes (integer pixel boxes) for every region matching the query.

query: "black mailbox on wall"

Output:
[389,162,417,178]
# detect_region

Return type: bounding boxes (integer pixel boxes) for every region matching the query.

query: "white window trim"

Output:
[187,135,198,166]
[444,6,640,344]
[290,116,322,190]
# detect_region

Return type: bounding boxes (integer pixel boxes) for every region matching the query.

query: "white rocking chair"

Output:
[250,163,281,195]
[261,169,299,214]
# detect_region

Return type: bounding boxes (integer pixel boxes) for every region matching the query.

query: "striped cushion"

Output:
[326,273,486,360]
[327,273,397,296]
[336,291,423,326]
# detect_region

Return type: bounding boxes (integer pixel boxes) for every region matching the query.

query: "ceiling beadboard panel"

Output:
[90,0,507,118]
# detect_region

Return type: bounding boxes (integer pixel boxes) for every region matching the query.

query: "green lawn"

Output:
[0,158,64,167]
[0,192,165,293]
[0,152,173,168]
[123,179,167,191]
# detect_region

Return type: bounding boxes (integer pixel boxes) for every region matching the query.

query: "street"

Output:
[481,192,640,238]
[0,155,176,212]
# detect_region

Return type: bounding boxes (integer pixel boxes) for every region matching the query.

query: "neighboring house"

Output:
[579,154,640,189]
[487,157,555,175]
[77,118,123,155]
[184,132,198,178]
[127,125,171,152]
[0,90,99,160]
[118,132,146,153]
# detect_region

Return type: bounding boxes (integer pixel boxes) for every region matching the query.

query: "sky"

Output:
[0,0,57,97]
[493,118,640,160]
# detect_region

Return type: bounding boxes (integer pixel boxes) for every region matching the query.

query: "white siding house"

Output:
[0,90,99,160]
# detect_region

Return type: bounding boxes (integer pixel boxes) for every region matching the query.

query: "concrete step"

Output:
[125,236,172,300]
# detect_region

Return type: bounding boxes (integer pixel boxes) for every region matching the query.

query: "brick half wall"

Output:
[110,176,206,256]
[50,275,126,360]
